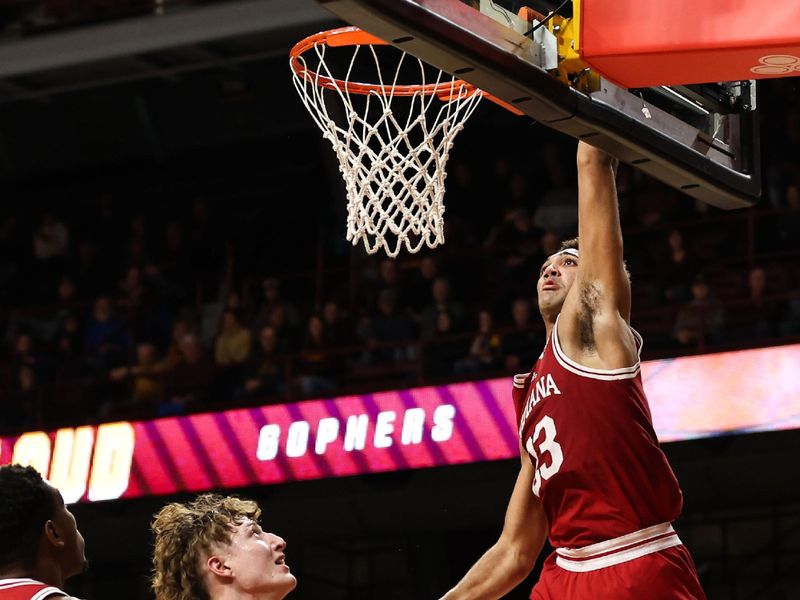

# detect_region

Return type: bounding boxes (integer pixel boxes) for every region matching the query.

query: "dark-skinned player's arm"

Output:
[439,445,547,600]
[560,141,637,368]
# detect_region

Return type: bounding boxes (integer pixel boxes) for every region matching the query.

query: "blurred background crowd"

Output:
[0,0,798,439]
[1,78,798,434]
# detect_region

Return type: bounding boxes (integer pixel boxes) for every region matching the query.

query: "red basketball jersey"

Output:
[0,579,67,600]
[513,317,683,549]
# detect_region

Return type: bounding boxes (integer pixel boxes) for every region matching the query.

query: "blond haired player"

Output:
[151,494,295,600]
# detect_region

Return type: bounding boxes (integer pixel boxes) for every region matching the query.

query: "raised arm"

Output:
[559,142,637,368]
[440,450,547,600]
[574,141,630,319]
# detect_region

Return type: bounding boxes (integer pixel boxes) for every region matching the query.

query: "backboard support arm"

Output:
[316,0,760,209]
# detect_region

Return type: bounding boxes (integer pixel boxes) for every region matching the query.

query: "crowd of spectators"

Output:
[1,83,799,434]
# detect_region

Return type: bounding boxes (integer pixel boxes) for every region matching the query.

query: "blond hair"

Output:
[151,494,261,600]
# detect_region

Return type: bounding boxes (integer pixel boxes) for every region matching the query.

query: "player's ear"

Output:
[207,555,233,578]
[43,519,66,549]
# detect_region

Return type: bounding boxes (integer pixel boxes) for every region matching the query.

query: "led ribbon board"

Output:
[2,343,800,503]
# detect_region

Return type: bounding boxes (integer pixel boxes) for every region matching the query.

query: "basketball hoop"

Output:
[289,27,484,258]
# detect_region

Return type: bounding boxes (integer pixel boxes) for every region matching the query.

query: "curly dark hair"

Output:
[151,493,261,600]
[0,464,56,568]
[558,237,580,253]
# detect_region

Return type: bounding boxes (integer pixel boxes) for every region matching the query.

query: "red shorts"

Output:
[530,545,706,600]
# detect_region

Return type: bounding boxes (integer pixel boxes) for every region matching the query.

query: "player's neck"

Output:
[541,312,557,341]
[213,587,288,600]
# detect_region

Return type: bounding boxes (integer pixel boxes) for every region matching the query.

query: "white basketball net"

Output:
[291,31,483,257]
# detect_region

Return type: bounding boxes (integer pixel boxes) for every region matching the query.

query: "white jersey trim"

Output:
[30,588,67,600]
[0,579,67,600]
[513,373,528,389]
[555,522,682,572]
[0,580,41,590]
[551,315,642,381]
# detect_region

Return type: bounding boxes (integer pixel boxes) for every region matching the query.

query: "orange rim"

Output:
[289,26,478,98]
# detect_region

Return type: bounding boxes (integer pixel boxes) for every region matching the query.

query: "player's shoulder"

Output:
[554,305,639,371]
[513,372,531,389]
[37,592,77,600]
[0,580,73,600]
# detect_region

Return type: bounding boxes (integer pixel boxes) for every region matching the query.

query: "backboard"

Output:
[315,0,761,209]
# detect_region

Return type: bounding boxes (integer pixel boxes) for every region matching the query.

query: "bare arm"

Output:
[560,142,637,367]
[440,451,547,600]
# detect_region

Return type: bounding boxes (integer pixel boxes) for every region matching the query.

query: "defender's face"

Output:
[537,253,580,315]
[48,487,88,578]
[223,518,296,597]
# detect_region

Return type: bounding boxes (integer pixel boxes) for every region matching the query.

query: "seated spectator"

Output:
[266,303,297,352]
[359,257,408,311]
[118,266,145,310]
[163,333,216,415]
[118,265,153,341]
[3,365,38,433]
[106,341,166,416]
[653,229,696,304]
[33,210,69,262]
[54,315,84,378]
[673,274,725,347]
[252,277,299,339]
[294,315,338,396]
[503,298,539,371]
[454,310,503,375]
[239,326,284,399]
[423,311,465,378]
[377,258,406,308]
[164,320,192,368]
[420,277,465,338]
[84,296,130,372]
[322,299,351,348]
[11,332,38,371]
[8,332,53,385]
[407,256,440,313]
[18,275,79,343]
[214,310,252,367]
[731,266,782,341]
[362,289,416,363]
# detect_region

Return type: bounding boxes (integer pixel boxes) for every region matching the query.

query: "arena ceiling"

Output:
[0,0,341,175]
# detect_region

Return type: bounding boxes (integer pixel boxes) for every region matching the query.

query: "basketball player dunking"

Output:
[0,465,87,600]
[440,142,706,599]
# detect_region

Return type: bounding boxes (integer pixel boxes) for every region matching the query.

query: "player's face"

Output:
[222,518,296,598]
[537,253,579,316]
[48,486,88,578]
